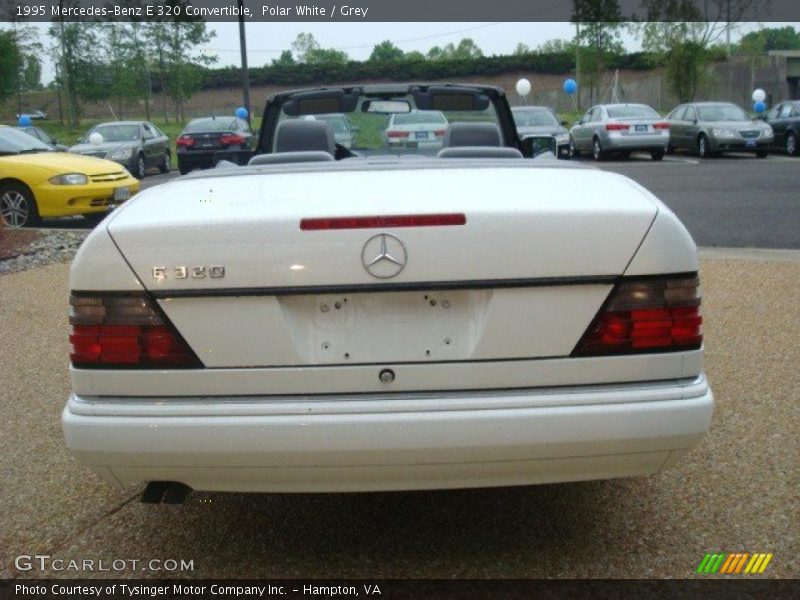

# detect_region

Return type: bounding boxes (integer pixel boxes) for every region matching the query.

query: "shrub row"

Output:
[197,51,657,90]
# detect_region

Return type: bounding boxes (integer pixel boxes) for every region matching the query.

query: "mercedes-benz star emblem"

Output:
[361,233,407,279]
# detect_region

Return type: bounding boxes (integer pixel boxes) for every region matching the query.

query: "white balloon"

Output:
[752,89,766,103]
[89,132,104,146]
[516,78,532,97]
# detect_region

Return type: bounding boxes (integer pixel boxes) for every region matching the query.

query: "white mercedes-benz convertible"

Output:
[63,84,713,501]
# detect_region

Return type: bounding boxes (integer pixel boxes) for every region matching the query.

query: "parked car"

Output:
[176,116,252,175]
[15,125,69,151]
[0,125,138,227]
[383,110,449,151]
[763,100,800,155]
[511,106,570,158]
[16,110,47,120]
[63,83,712,500]
[665,102,773,158]
[570,103,670,161]
[70,121,170,179]
[311,113,356,148]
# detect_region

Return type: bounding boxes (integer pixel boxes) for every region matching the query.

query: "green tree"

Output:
[638,0,764,102]
[536,38,575,54]
[164,18,216,122]
[48,20,107,125]
[291,33,349,64]
[737,26,800,53]
[0,29,22,105]
[513,42,532,55]
[427,38,484,61]
[572,0,625,105]
[369,40,405,62]
[21,55,41,91]
[272,50,296,67]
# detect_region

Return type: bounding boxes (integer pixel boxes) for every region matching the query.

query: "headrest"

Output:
[443,123,502,147]
[248,151,335,166]
[275,120,335,154]
[437,147,523,159]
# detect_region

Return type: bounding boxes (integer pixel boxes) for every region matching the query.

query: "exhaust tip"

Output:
[141,481,193,504]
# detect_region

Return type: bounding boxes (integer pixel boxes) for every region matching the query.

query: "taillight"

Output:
[220,133,244,145]
[573,275,702,356]
[386,131,410,138]
[653,122,670,130]
[434,129,446,137]
[69,293,201,368]
[605,123,630,131]
[176,135,195,147]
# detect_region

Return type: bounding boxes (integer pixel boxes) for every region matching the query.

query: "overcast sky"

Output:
[19,21,797,84]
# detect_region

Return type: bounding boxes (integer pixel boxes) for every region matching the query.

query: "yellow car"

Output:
[0,126,139,227]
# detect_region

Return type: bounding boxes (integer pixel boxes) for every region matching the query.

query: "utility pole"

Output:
[725,0,732,57]
[575,21,581,111]
[238,0,251,125]
[58,0,73,125]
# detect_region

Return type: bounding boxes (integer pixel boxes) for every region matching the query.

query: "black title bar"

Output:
[6,0,800,22]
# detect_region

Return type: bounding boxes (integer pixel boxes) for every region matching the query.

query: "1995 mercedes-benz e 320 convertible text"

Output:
[63,84,713,500]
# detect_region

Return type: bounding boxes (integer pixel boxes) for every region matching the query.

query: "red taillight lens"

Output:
[434,129,446,137]
[386,131,410,138]
[605,123,630,131]
[653,122,670,130]
[300,213,467,230]
[176,135,195,147]
[220,133,244,145]
[69,293,201,368]
[573,276,702,356]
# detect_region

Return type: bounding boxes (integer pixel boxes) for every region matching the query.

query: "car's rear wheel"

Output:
[159,151,171,174]
[785,132,797,156]
[755,150,768,159]
[592,137,605,161]
[697,134,711,159]
[0,182,40,228]
[178,159,191,175]
[666,144,675,155]
[651,149,665,161]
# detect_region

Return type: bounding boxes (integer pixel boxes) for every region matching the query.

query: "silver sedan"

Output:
[569,103,670,161]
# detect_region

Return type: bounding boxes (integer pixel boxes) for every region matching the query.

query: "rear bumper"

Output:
[602,134,669,152]
[63,375,713,492]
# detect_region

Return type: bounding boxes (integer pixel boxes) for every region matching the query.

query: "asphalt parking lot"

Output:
[1,253,798,579]
[37,153,800,250]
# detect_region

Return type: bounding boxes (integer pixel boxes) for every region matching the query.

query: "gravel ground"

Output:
[0,231,88,275]
[1,257,798,579]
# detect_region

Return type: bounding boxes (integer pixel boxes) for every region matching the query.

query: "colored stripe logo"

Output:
[696,552,773,574]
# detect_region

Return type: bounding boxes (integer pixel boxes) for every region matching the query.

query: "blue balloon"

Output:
[235,106,248,119]
[563,78,577,95]
[753,101,766,114]
[18,115,32,126]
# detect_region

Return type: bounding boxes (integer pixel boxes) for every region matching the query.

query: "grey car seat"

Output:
[249,120,335,166]
[438,122,522,158]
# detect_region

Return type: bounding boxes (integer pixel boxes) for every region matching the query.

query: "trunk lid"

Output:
[108,166,656,290]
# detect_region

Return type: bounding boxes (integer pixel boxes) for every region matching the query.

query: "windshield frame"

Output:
[258,83,521,157]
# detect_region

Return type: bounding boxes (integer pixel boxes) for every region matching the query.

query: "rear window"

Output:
[606,105,659,119]
[393,111,447,125]
[185,118,237,133]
